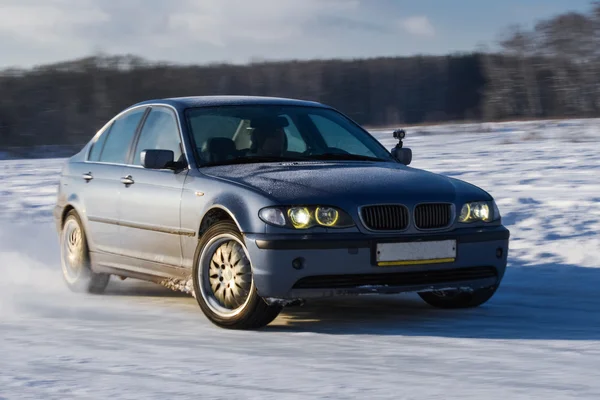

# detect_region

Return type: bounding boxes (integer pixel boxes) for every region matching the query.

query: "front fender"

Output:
[179,171,275,268]
[181,172,274,235]
[198,198,264,234]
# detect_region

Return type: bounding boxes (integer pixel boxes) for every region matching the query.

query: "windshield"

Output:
[185,105,394,167]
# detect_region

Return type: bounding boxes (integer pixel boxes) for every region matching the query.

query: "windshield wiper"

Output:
[200,155,310,167]
[306,153,388,162]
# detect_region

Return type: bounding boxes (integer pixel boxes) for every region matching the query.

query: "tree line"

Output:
[0,2,598,148]
[483,2,600,120]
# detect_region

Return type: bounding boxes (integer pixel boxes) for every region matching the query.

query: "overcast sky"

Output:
[0,0,592,68]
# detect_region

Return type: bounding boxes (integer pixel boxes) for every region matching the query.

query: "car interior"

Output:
[187,109,381,167]
[195,115,297,164]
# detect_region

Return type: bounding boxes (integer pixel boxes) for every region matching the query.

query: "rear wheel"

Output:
[418,285,498,309]
[192,221,282,329]
[60,210,110,294]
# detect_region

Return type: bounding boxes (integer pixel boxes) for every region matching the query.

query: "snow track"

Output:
[1,119,600,399]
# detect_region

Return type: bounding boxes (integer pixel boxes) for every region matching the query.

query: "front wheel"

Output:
[60,210,110,294]
[192,221,282,329]
[418,285,498,309]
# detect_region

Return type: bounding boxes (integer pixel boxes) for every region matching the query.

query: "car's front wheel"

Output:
[192,221,282,329]
[418,285,498,309]
[60,210,110,294]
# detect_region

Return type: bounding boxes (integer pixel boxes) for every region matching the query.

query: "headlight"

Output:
[458,201,500,223]
[315,207,339,227]
[259,206,354,229]
[258,208,286,226]
[288,207,311,229]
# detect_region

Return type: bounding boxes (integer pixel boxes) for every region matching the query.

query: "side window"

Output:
[309,114,375,156]
[99,108,146,164]
[88,125,111,162]
[133,108,183,166]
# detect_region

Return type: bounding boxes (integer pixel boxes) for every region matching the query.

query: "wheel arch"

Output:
[61,198,87,228]
[61,204,77,227]
[60,190,86,222]
[198,205,245,238]
[59,194,98,251]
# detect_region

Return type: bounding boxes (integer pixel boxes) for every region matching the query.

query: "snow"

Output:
[1,118,600,399]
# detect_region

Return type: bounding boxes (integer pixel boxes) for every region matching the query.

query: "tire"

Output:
[418,285,498,309]
[192,221,282,329]
[60,210,110,294]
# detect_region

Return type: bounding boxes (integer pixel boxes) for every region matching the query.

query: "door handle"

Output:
[82,172,93,181]
[121,175,135,185]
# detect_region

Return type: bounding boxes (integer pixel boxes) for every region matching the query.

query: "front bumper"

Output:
[243,226,510,299]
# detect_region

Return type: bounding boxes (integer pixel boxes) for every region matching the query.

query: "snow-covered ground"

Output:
[1,119,600,399]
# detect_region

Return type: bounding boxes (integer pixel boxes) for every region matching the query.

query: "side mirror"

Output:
[141,149,179,170]
[392,147,412,165]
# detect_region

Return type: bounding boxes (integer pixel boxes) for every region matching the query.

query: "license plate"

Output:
[376,240,456,266]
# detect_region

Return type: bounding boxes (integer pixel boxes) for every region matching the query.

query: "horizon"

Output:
[1,49,491,72]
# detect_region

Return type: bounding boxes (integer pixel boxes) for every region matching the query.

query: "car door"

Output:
[117,106,188,271]
[81,107,147,255]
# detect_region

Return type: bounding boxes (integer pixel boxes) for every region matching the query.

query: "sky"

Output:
[0,0,593,69]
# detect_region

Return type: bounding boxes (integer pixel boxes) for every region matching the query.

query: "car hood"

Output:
[200,161,491,205]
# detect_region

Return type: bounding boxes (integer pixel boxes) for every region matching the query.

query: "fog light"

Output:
[292,257,305,270]
[496,247,503,259]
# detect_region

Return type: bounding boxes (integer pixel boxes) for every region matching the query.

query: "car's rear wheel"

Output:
[60,210,110,294]
[192,221,282,329]
[418,285,498,309]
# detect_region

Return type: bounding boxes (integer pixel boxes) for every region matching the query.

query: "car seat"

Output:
[202,137,238,164]
[249,126,288,156]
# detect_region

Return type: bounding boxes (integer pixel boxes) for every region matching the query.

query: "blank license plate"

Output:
[376,240,456,266]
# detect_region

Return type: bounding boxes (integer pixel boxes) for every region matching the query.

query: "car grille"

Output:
[292,267,497,290]
[360,205,409,231]
[414,203,452,229]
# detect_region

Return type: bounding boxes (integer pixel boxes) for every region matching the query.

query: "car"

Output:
[54,95,510,329]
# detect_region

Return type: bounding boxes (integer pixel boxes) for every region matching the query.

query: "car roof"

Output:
[131,95,330,111]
